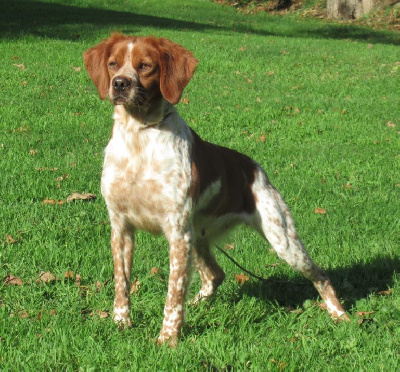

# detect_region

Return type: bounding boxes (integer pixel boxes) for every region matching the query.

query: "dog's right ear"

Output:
[83,34,124,100]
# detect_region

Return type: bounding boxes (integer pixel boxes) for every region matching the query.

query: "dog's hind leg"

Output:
[192,238,226,304]
[250,171,349,321]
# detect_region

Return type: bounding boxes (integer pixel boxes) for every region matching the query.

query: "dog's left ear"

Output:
[158,39,198,105]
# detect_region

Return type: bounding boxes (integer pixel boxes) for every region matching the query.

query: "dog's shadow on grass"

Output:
[236,255,399,310]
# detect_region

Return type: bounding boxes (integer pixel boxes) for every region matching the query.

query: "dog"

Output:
[83,34,348,346]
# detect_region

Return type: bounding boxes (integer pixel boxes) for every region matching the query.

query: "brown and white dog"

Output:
[83,34,348,346]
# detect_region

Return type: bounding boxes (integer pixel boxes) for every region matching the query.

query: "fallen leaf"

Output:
[96,310,109,319]
[4,274,23,286]
[234,273,249,285]
[130,277,140,294]
[387,121,396,128]
[5,235,17,244]
[64,271,74,279]
[314,207,326,214]
[54,174,69,182]
[37,309,45,320]
[19,310,29,318]
[13,63,26,70]
[75,274,82,286]
[36,271,57,284]
[257,133,266,143]
[89,310,109,319]
[95,281,102,291]
[377,289,393,296]
[13,126,29,133]
[29,149,36,155]
[150,267,160,275]
[43,199,64,205]
[182,97,190,105]
[265,263,280,268]
[356,311,374,317]
[224,243,235,251]
[66,193,96,202]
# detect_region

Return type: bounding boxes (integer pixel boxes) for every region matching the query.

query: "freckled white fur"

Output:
[102,104,194,234]
[326,299,345,317]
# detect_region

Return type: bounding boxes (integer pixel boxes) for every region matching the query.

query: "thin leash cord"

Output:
[214,245,270,283]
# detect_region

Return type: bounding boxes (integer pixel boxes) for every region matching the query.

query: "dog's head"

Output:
[83,34,198,106]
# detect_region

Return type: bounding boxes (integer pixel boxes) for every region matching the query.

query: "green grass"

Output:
[1,0,399,370]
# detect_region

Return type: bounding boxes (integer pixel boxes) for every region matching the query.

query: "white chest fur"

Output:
[101,108,193,234]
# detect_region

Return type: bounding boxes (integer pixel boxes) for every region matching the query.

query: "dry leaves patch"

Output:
[66,193,96,202]
[4,274,23,286]
[43,192,97,205]
[4,270,113,320]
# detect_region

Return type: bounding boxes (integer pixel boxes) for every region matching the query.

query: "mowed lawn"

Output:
[1,0,399,370]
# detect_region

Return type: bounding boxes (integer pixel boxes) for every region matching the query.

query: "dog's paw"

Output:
[157,333,178,348]
[113,306,132,328]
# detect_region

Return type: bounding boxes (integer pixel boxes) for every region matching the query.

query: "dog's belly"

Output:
[193,212,253,243]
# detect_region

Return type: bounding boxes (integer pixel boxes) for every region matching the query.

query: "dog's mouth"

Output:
[112,92,152,109]
[112,94,128,105]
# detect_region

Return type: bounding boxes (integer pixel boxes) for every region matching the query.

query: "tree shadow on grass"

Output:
[1,0,399,45]
[237,255,399,310]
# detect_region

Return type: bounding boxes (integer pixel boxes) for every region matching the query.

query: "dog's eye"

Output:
[139,63,151,72]
[108,61,119,71]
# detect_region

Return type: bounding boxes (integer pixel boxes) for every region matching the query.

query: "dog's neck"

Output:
[113,98,177,128]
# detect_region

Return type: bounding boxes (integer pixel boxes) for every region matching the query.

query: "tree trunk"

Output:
[327,0,375,19]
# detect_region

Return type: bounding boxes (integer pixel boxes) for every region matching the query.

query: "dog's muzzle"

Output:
[112,76,131,104]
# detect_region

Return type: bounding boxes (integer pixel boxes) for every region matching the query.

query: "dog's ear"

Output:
[83,33,124,100]
[158,39,198,105]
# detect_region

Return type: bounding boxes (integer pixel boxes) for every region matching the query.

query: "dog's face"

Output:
[83,34,198,107]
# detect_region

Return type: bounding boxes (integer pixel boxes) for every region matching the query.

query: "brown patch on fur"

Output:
[190,129,257,216]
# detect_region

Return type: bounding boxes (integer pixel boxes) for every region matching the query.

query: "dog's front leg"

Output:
[158,229,192,347]
[111,226,134,327]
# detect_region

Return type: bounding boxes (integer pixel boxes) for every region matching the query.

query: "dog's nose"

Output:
[112,77,131,92]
